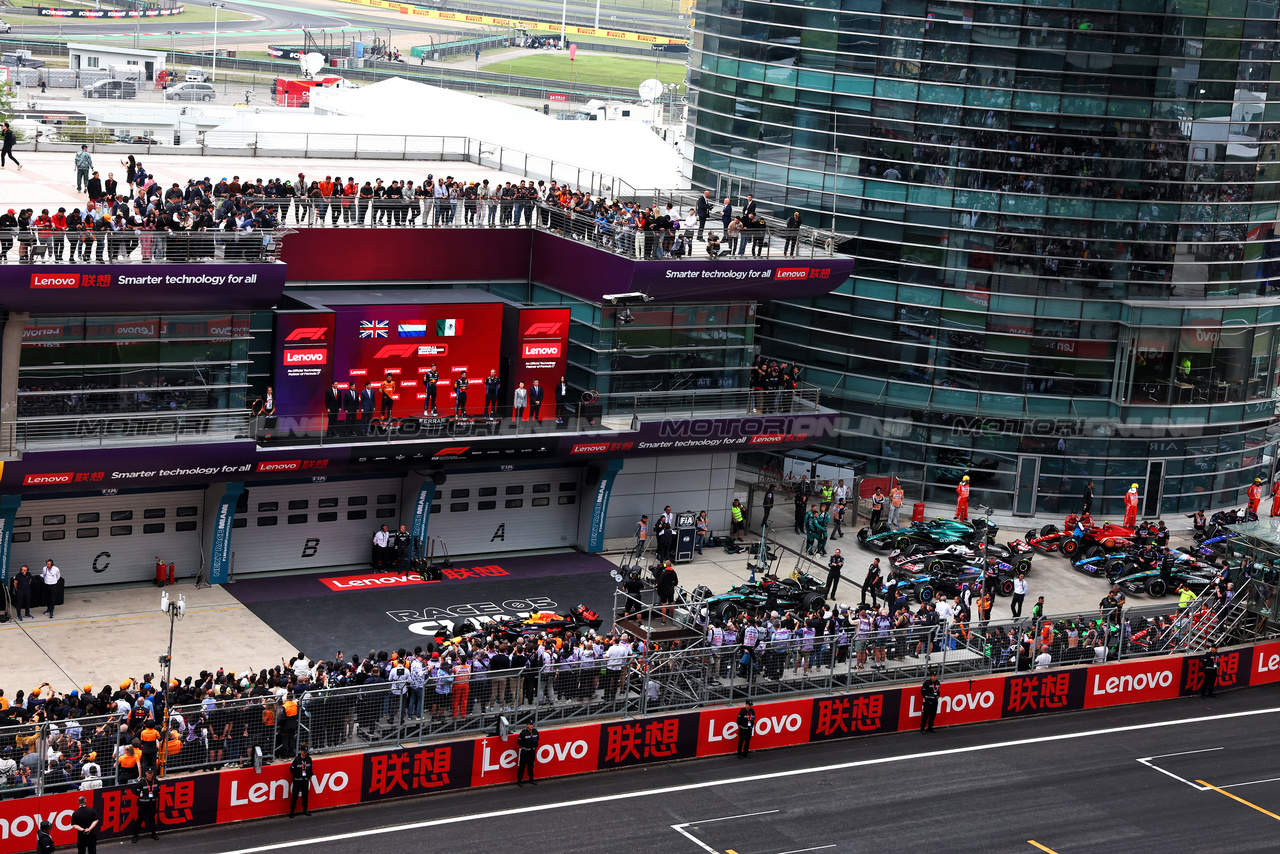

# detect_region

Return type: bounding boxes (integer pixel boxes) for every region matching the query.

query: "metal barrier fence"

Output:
[0,228,283,264]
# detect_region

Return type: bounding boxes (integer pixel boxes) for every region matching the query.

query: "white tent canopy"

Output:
[203,77,682,194]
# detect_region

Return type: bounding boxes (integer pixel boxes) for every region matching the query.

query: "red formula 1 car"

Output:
[1060,519,1137,557]
[1024,513,1090,554]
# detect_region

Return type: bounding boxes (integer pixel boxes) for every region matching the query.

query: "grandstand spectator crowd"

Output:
[0,160,800,263]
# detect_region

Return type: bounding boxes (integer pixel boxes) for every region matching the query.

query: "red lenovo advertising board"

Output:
[332,304,503,419]
[898,674,1006,729]
[512,307,570,422]
[697,698,811,757]
[217,754,363,822]
[1083,656,1182,709]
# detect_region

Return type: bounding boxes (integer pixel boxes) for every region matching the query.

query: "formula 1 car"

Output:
[702,570,827,621]
[459,605,604,641]
[857,518,977,551]
[1059,521,1137,557]
[882,562,986,604]
[1024,512,1092,554]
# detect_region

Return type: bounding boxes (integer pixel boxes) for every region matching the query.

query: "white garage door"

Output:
[11,490,205,586]
[232,478,404,573]
[430,467,581,555]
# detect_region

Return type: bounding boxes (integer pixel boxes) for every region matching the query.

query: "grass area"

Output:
[8,5,255,25]
[483,52,684,91]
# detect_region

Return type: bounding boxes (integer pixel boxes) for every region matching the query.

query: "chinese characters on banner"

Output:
[1179,648,1251,696]
[1001,670,1086,717]
[808,690,900,740]
[360,742,474,801]
[596,713,699,768]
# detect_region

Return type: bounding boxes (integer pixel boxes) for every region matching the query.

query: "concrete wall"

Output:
[603,452,737,538]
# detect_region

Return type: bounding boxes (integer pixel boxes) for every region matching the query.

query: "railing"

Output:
[4,410,255,451]
[599,384,823,419]
[0,228,284,264]
[252,384,823,447]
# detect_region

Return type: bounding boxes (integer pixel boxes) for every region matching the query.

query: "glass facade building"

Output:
[687,0,1280,517]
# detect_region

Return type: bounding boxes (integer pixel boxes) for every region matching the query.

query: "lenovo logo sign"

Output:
[283,349,327,365]
[23,472,74,485]
[374,345,419,359]
[524,322,563,336]
[256,460,302,472]
[285,327,328,342]
[774,268,810,280]
[522,342,563,359]
[571,443,610,454]
[30,273,81,289]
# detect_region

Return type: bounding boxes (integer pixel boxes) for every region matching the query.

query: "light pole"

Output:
[167,31,178,82]
[560,0,567,48]
[157,588,186,778]
[594,0,601,29]
[210,2,225,83]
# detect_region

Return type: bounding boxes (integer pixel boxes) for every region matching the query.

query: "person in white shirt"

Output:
[80,761,103,790]
[41,560,61,618]
[1011,573,1029,619]
[372,525,391,570]
[834,480,849,503]
[1034,647,1053,670]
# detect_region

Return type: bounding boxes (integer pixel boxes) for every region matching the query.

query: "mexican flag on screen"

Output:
[436,319,461,337]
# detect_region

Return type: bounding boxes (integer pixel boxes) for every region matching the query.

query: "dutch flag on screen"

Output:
[437,319,461,337]
[398,323,427,337]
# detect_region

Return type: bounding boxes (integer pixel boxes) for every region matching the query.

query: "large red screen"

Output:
[332,304,504,418]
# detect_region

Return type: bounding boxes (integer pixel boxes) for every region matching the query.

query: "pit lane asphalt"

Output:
[134,684,1280,854]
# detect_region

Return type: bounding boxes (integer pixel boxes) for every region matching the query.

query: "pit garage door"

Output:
[430,467,582,555]
[11,490,205,586]
[231,477,403,573]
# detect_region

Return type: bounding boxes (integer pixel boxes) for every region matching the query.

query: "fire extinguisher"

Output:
[167,562,175,586]
[155,557,166,587]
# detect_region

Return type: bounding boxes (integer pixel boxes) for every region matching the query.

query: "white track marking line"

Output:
[671,809,779,854]
[215,704,1280,854]
[774,846,836,854]
[1220,776,1280,789]
[1135,746,1223,791]
[671,824,721,854]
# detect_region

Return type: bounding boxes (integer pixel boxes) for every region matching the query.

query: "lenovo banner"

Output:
[697,698,811,757]
[1083,657,1182,709]
[359,740,474,801]
[511,307,571,422]
[275,312,336,419]
[897,674,1005,730]
[12,264,285,312]
[217,754,362,822]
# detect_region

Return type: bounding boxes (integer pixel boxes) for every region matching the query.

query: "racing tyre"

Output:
[1082,545,1102,561]
[893,535,912,552]
[801,592,826,613]
[1026,529,1038,543]
[1014,557,1032,574]
[914,583,936,604]
[1106,559,1128,577]
[997,576,1015,597]
[1039,524,1059,537]
[715,601,739,622]
[925,558,946,574]
[1145,577,1168,598]
[1060,538,1079,557]
[857,528,869,546]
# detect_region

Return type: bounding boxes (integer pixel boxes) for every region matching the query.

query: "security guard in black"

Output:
[736,701,756,757]
[517,722,539,786]
[133,768,161,841]
[290,746,314,817]
[1201,647,1219,698]
[920,674,941,733]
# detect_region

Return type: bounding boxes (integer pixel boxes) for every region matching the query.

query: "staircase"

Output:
[1176,586,1256,653]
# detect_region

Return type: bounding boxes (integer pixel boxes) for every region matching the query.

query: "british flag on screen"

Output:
[360,320,388,338]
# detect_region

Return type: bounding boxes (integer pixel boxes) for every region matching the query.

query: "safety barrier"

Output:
[1,638,1276,853]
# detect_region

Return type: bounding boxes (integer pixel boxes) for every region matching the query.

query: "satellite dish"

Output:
[300,52,325,78]
[638,78,662,101]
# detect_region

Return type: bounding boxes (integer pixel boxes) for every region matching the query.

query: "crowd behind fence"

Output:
[0,576,1265,800]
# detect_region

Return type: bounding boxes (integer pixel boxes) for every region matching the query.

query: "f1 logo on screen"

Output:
[285,327,329,342]
[524,322,563,336]
[374,345,420,359]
